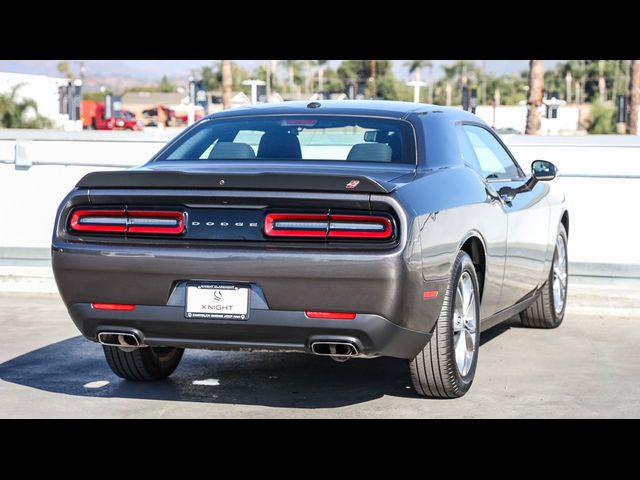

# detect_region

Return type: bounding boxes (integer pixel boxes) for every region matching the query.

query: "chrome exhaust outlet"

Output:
[97,332,142,351]
[311,341,359,360]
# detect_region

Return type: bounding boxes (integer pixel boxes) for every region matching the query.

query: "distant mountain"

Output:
[0,59,549,90]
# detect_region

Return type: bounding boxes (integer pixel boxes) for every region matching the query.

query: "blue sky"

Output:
[0,59,542,83]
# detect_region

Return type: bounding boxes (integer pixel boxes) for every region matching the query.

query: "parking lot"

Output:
[1,277,639,418]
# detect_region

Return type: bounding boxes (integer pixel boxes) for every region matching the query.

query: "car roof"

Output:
[206,100,481,122]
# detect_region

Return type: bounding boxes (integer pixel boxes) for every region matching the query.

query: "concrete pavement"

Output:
[1,278,639,418]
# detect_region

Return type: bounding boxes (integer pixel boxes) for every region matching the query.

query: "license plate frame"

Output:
[185,283,250,320]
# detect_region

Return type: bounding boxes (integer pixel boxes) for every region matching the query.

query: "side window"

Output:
[455,126,481,174]
[461,125,521,180]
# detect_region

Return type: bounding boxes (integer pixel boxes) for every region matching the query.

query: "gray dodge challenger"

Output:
[52,100,568,398]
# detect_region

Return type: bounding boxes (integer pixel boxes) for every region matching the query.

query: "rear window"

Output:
[154,115,416,164]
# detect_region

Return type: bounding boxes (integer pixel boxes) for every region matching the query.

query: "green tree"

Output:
[337,60,398,99]
[230,62,250,90]
[405,60,432,81]
[431,60,482,105]
[82,91,108,102]
[485,72,528,105]
[588,97,617,134]
[316,67,345,95]
[201,64,221,90]
[57,61,73,79]
[222,60,232,109]
[282,60,302,93]
[316,60,329,92]
[158,75,174,93]
[0,84,53,129]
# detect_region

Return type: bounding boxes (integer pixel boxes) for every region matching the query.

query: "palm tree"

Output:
[405,60,432,82]
[370,60,377,98]
[598,60,607,100]
[628,60,640,135]
[316,60,329,93]
[427,62,434,103]
[221,60,232,110]
[282,60,300,92]
[303,60,317,94]
[525,60,544,135]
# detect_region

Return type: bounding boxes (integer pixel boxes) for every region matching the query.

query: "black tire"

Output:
[409,250,481,398]
[103,345,184,381]
[520,223,568,329]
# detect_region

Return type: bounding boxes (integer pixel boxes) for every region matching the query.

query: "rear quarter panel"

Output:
[392,167,508,320]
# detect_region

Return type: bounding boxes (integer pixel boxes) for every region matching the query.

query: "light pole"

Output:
[406,80,427,103]
[242,79,267,105]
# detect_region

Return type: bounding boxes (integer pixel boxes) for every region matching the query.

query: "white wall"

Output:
[474,105,581,134]
[1,130,639,276]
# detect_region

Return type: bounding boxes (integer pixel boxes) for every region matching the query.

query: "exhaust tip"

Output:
[97,332,141,349]
[311,341,359,357]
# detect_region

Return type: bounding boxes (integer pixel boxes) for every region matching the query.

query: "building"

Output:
[0,72,71,129]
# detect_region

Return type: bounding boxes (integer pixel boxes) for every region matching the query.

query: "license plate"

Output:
[185,283,250,320]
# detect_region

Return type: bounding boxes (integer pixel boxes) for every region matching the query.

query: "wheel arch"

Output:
[458,231,486,304]
[560,209,569,237]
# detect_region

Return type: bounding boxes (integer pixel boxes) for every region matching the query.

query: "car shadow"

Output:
[0,336,419,408]
[0,317,523,409]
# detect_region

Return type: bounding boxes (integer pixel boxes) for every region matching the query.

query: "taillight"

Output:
[328,215,392,239]
[127,211,184,234]
[264,213,393,240]
[70,209,127,233]
[264,213,328,237]
[69,209,184,235]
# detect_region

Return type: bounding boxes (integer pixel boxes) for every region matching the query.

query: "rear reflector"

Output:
[423,290,439,299]
[305,311,356,320]
[264,213,393,239]
[91,303,136,311]
[70,209,184,235]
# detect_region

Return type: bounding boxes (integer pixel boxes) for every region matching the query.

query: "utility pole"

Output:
[370,60,377,98]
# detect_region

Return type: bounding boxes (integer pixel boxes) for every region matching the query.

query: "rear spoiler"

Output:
[76,170,395,194]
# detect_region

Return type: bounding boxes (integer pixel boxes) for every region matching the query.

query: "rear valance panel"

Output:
[76,170,395,194]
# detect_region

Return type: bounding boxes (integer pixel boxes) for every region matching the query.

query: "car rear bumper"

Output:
[69,303,430,359]
[52,241,448,333]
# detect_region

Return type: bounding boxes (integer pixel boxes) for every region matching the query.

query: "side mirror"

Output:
[497,160,557,203]
[532,160,557,181]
